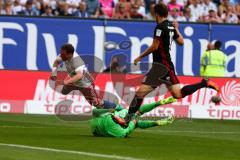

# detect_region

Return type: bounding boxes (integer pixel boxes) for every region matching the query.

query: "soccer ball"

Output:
[211,96,221,104]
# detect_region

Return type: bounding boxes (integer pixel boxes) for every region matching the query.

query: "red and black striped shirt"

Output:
[152,20,179,70]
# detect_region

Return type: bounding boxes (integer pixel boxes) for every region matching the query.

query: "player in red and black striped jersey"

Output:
[122,3,220,124]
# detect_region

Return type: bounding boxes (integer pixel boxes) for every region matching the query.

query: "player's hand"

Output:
[172,20,179,29]
[50,75,57,81]
[134,57,141,65]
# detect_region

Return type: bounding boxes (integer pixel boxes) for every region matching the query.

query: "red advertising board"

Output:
[0,100,25,113]
[0,70,240,119]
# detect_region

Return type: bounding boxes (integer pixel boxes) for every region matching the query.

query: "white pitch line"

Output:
[0,143,143,160]
[136,130,240,134]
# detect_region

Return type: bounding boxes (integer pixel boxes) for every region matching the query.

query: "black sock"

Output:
[125,96,143,123]
[181,79,207,98]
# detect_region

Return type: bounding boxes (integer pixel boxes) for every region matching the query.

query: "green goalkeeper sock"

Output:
[137,120,157,129]
[139,102,161,115]
[139,96,176,115]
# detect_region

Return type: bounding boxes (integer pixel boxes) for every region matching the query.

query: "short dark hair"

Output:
[26,0,33,5]
[61,43,74,54]
[214,40,222,49]
[209,9,215,13]
[154,3,168,18]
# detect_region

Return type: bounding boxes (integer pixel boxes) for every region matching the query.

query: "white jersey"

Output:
[57,52,93,88]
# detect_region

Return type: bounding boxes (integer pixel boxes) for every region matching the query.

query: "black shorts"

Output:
[142,64,179,88]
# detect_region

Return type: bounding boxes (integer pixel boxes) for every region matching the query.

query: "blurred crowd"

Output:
[0,0,240,23]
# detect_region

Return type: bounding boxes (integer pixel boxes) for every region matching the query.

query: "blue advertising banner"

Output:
[0,16,239,77]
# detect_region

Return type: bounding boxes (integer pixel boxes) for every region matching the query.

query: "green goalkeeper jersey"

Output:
[90,97,177,137]
[90,107,135,138]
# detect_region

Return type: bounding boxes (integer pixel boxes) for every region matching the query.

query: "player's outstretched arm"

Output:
[107,120,137,138]
[50,57,62,80]
[134,39,160,65]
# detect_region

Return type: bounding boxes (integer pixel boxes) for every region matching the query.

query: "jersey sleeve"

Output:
[200,51,208,76]
[73,54,87,73]
[223,52,227,67]
[75,65,86,73]
[153,25,163,40]
[107,121,136,138]
[173,28,180,40]
[123,121,136,137]
[202,51,209,66]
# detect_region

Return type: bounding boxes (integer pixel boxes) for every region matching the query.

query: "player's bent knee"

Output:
[136,91,149,98]
[171,92,182,99]
[135,86,153,98]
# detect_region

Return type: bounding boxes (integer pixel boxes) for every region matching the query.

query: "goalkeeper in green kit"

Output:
[90,96,176,138]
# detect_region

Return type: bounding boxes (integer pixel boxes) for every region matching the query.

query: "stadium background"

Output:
[0,16,239,120]
[1,1,240,159]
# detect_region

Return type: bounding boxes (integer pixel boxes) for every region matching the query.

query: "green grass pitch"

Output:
[0,113,240,160]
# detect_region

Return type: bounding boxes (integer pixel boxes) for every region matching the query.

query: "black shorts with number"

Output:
[142,63,179,88]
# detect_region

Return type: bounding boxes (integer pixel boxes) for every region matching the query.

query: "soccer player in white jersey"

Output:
[50,43,115,109]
